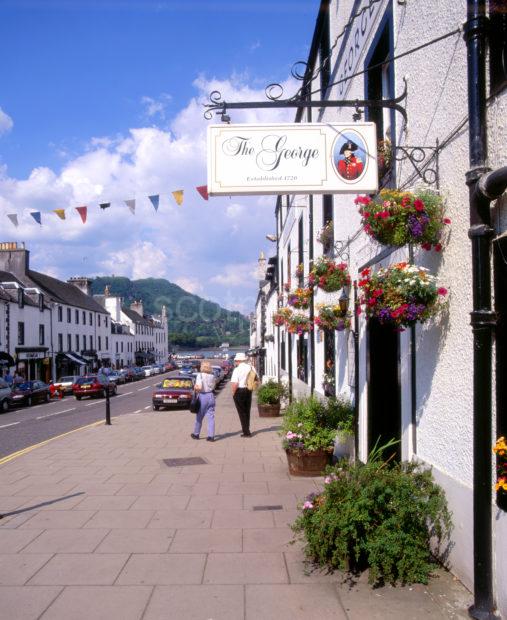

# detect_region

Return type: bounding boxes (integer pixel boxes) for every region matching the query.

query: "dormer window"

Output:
[18,288,24,308]
[38,293,44,312]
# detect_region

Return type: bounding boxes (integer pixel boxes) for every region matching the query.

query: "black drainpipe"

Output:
[464,2,507,618]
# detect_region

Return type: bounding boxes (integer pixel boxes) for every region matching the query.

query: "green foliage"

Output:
[91,276,249,347]
[257,380,288,405]
[292,449,452,586]
[281,395,354,451]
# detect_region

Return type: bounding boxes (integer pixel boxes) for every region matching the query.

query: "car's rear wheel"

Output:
[112,385,117,396]
[76,395,82,400]
[0,399,9,413]
[44,392,50,403]
[153,404,159,411]
[27,396,32,407]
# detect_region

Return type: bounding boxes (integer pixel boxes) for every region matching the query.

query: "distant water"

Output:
[172,348,247,358]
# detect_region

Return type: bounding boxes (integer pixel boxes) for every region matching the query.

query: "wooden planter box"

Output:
[285,448,332,477]
[257,403,281,417]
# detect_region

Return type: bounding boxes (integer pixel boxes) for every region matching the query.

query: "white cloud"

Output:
[173,277,204,295]
[141,93,172,120]
[0,74,290,313]
[0,107,13,136]
[210,262,258,287]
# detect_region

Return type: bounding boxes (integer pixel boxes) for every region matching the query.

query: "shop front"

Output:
[15,347,51,382]
[55,351,88,379]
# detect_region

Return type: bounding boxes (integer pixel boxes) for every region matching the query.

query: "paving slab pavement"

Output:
[0,384,472,619]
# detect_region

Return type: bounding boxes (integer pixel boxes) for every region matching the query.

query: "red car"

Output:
[73,375,117,400]
[152,376,194,410]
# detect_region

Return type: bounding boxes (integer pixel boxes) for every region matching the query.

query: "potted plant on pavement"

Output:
[292,441,452,585]
[281,395,354,476]
[257,379,288,417]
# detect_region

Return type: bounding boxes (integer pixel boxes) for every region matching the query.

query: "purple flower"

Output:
[408,214,429,238]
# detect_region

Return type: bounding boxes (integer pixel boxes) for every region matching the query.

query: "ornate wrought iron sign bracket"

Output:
[395,144,440,188]
[204,79,408,126]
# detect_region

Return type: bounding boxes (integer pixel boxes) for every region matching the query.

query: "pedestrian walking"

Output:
[191,360,217,442]
[230,352,258,437]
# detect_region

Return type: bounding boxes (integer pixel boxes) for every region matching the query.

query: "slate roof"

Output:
[0,270,47,308]
[122,306,152,326]
[27,270,108,314]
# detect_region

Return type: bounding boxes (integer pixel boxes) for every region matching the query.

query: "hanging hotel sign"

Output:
[207,123,378,196]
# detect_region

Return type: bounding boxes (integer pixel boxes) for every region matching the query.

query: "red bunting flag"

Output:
[196,185,208,201]
[76,206,87,224]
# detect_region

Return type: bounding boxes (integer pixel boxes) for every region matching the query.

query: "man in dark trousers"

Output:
[230,352,257,437]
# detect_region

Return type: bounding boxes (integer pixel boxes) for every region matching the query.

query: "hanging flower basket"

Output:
[358,262,448,330]
[493,437,507,498]
[287,287,313,310]
[272,307,292,327]
[286,312,313,335]
[309,257,351,293]
[317,221,334,246]
[314,303,351,331]
[356,189,450,250]
[295,263,305,278]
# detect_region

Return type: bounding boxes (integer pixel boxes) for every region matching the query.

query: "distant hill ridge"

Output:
[91,276,250,347]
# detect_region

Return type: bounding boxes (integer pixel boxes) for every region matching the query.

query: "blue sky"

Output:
[0,0,317,314]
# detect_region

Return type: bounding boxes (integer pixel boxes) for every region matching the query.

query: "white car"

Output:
[0,378,12,412]
[54,375,79,394]
[141,366,153,377]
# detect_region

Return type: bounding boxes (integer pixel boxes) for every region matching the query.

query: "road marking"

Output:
[144,406,151,410]
[138,386,150,391]
[0,419,109,467]
[0,421,21,429]
[134,409,142,414]
[117,392,133,398]
[85,401,100,407]
[36,407,76,420]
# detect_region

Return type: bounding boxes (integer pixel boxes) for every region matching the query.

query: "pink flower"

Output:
[303,501,314,510]
[414,199,425,212]
[437,287,448,296]
[443,218,451,224]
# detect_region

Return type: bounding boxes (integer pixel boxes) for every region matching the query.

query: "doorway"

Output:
[367,318,401,461]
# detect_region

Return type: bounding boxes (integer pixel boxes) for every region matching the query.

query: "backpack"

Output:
[246,366,259,391]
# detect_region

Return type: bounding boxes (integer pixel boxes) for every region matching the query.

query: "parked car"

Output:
[132,367,145,380]
[211,365,225,384]
[9,380,50,407]
[141,365,154,377]
[54,375,79,394]
[119,368,135,382]
[163,362,176,372]
[152,375,195,410]
[108,371,126,385]
[0,378,12,412]
[72,375,117,400]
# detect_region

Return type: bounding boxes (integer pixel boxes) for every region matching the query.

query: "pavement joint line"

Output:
[0,418,112,466]
[36,407,76,420]
[0,421,21,429]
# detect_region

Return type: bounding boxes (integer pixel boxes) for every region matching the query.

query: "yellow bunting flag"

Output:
[172,190,184,206]
[53,209,66,220]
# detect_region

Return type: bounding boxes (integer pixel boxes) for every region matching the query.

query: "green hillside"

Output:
[91,276,250,348]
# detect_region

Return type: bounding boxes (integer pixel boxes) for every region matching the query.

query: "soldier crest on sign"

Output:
[333,132,368,182]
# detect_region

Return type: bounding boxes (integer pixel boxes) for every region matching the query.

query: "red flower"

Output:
[401,195,411,207]
[363,212,371,219]
[358,279,369,287]
[443,218,451,224]
[421,242,432,251]
[437,287,448,296]
[434,243,442,252]
[379,210,389,219]
[373,289,383,298]
[356,305,362,315]
[319,276,326,287]
[361,268,371,277]
[414,199,425,212]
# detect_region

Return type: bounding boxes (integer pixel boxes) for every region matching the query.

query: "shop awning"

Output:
[64,352,87,365]
[0,351,15,366]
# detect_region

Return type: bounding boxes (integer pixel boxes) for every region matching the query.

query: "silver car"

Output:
[0,377,12,412]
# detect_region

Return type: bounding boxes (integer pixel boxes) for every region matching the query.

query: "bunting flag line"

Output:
[172,189,184,206]
[76,206,88,224]
[7,213,18,227]
[148,195,159,211]
[196,185,209,201]
[53,209,66,220]
[31,212,42,226]
[125,199,136,215]
[99,202,111,210]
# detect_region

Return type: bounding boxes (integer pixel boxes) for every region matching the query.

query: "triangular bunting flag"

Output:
[99,202,111,210]
[172,190,184,206]
[196,185,209,201]
[148,195,159,211]
[53,209,66,220]
[7,213,18,227]
[125,199,136,214]
[76,206,88,224]
[30,211,42,226]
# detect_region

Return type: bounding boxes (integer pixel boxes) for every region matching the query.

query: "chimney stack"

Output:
[0,242,29,277]
[130,300,144,317]
[68,276,92,297]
